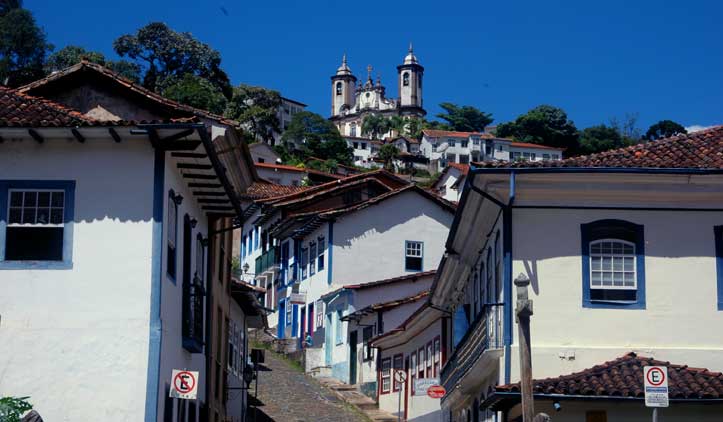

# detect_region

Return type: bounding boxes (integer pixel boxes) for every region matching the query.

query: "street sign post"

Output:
[644,366,669,422]
[169,370,199,400]
[394,370,407,422]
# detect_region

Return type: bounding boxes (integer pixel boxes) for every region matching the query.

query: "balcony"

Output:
[441,304,503,397]
[255,246,279,276]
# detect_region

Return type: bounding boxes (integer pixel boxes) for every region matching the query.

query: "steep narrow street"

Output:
[248,351,369,422]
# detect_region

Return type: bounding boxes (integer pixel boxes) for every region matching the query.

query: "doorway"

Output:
[349,330,358,384]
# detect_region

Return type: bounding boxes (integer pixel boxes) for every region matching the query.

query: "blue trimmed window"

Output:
[715,226,723,310]
[317,236,326,271]
[581,220,646,309]
[241,235,246,258]
[167,190,178,281]
[405,240,423,271]
[286,299,292,326]
[0,180,75,269]
[300,246,308,279]
[309,241,317,275]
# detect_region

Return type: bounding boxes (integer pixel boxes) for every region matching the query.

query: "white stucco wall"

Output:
[255,167,303,186]
[331,191,453,285]
[0,137,155,421]
[433,169,463,202]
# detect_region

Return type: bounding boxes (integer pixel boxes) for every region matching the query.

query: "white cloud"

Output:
[685,124,714,133]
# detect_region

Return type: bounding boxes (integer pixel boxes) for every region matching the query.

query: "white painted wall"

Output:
[433,168,464,202]
[255,167,303,186]
[0,137,155,421]
[331,191,453,285]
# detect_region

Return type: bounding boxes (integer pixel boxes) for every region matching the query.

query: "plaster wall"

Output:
[331,190,453,285]
[255,167,303,186]
[434,169,463,202]
[0,137,155,421]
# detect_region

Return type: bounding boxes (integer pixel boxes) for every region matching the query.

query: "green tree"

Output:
[43,45,141,81]
[404,117,426,139]
[224,84,282,144]
[378,144,400,171]
[105,60,142,83]
[389,115,406,136]
[436,102,493,132]
[160,74,227,115]
[0,0,22,17]
[644,119,687,141]
[0,396,33,422]
[0,8,51,87]
[280,111,352,164]
[579,124,633,155]
[113,22,232,98]
[496,105,579,154]
[361,114,391,139]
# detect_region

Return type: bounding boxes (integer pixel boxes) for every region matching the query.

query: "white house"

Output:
[4,62,262,422]
[432,163,469,202]
[371,303,447,422]
[248,142,281,164]
[430,126,723,421]
[420,129,563,171]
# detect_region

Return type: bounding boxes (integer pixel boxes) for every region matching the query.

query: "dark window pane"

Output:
[10,192,23,207]
[51,192,64,207]
[5,227,63,260]
[37,208,50,224]
[9,208,21,224]
[590,289,636,302]
[37,192,50,207]
[22,208,36,224]
[50,208,64,224]
[406,256,422,271]
[24,192,37,207]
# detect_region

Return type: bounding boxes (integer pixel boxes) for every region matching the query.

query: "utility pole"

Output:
[515,274,535,422]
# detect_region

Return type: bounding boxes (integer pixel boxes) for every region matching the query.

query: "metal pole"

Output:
[514,274,534,422]
[253,364,259,422]
[653,408,658,422]
[398,382,402,422]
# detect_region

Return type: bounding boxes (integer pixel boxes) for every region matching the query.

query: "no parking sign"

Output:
[169,369,199,400]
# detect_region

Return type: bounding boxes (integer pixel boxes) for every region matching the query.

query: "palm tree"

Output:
[378,144,400,171]
[361,114,391,140]
[389,115,406,137]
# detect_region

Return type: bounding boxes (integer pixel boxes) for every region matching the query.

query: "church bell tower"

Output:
[397,44,424,110]
[331,54,357,117]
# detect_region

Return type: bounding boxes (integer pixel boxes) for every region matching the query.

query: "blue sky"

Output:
[30,0,723,131]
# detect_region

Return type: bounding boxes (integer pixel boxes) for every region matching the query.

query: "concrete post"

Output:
[514,273,535,422]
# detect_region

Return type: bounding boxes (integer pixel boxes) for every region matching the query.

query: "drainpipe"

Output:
[503,172,515,384]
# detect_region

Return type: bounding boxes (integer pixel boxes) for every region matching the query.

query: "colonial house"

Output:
[420,130,563,171]
[255,162,341,186]
[0,70,263,422]
[248,142,281,164]
[429,126,723,421]
[432,163,469,203]
[320,271,435,395]
[371,303,449,422]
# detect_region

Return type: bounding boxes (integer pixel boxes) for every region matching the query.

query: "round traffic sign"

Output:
[394,370,407,384]
[646,367,666,386]
[173,371,197,394]
[427,385,446,399]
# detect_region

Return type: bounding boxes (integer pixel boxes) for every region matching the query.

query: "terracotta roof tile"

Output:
[509,141,563,151]
[240,181,309,200]
[0,86,94,127]
[475,125,723,170]
[423,129,494,138]
[496,352,723,400]
[255,162,307,173]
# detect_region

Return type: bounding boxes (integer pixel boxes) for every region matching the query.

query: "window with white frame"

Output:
[286,300,292,326]
[410,350,417,393]
[460,140,468,148]
[590,240,636,293]
[363,325,374,360]
[448,139,456,147]
[5,189,66,261]
[315,300,324,328]
[309,241,317,275]
[405,241,423,271]
[317,236,325,270]
[301,247,308,279]
[434,337,441,376]
[417,347,425,379]
[380,358,392,393]
[426,342,433,377]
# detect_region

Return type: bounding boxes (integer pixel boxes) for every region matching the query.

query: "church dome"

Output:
[403,43,419,65]
[336,54,353,76]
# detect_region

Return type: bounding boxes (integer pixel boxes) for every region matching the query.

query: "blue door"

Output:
[324,313,333,365]
[291,304,298,338]
[278,300,286,338]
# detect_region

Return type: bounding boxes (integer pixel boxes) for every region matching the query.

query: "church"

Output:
[329,45,426,138]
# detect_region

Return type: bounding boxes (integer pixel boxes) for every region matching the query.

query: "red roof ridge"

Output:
[0,86,98,127]
[255,162,306,172]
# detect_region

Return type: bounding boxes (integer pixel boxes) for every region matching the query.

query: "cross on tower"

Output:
[367,64,373,81]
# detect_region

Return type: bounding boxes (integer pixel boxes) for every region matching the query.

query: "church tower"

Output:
[331,54,357,117]
[397,44,424,111]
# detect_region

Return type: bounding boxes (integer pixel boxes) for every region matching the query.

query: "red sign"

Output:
[646,367,666,386]
[427,385,446,399]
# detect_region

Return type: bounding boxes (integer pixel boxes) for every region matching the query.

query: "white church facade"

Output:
[330,45,426,138]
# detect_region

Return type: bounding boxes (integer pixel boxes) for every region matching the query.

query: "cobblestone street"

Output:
[248,351,369,422]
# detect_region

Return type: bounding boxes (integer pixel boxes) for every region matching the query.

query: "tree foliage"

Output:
[0,396,33,422]
[436,102,493,132]
[644,119,687,141]
[0,0,22,17]
[378,144,400,171]
[361,114,391,139]
[280,111,352,165]
[160,73,227,115]
[224,84,282,144]
[43,45,141,82]
[113,22,231,98]
[0,8,51,87]
[496,105,579,153]
[579,124,633,155]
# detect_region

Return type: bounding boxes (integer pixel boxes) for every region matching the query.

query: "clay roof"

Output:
[321,270,435,301]
[447,162,470,175]
[255,162,307,173]
[493,352,723,401]
[509,141,562,151]
[423,129,494,138]
[0,86,93,127]
[18,60,237,126]
[240,180,309,200]
[341,291,429,320]
[475,126,723,170]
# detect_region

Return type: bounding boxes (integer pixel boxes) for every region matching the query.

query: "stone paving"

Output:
[248,351,369,422]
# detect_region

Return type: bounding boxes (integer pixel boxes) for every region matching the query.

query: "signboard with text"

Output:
[414,378,439,396]
[169,370,199,400]
[290,292,306,304]
[644,366,669,408]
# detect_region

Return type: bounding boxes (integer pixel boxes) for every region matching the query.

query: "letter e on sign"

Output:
[643,366,668,408]
[170,369,199,400]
